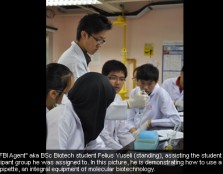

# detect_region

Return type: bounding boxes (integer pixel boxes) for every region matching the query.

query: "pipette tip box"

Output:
[134,130,159,150]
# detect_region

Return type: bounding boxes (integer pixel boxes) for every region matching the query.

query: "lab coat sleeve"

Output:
[58,113,77,149]
[105,101,128,120]
[58,42,89,80]
[127,108,138,129]
[71,60,89,80]
[46,106,78,150]
[151,91,181,127]
[85,136,112,150]
[161,79,169,90]
[117,121,135,147]
[100,121,123,150]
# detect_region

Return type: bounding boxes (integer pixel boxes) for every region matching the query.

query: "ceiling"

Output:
[46,0,183,19]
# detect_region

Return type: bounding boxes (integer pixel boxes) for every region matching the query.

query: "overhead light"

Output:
[46,0,102,6]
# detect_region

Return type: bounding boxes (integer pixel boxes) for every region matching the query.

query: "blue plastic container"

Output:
[134,130,159,150]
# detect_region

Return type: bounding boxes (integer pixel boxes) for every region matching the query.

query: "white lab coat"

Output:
[100,94,135,149]
[46,107,49,113]
[127,84,181,129]
[105,97,128,120]
[58,41,90,80]
[161,77,184,111]
[46,99,106,150]
[46,100,84,149]
[61,94,69,104]
[85,136,107,150]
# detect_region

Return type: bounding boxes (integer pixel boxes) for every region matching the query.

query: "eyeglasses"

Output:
[108,76,126,82]
[88,33,106,45]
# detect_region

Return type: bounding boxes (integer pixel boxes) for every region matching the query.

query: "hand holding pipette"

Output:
[127,90,148,109]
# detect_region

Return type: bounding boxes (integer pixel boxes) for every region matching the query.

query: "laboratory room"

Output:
[46,0,184,151]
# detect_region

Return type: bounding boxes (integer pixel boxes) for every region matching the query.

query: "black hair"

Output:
[76,14,112,41]
[136,63,159,82]
[46,63,73,98]
[133,66,141,78]
[102,59,127,78]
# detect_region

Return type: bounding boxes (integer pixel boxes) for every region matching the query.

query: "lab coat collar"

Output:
[74,41,91,65]
[82,50,91,65]
[149,83,159,97]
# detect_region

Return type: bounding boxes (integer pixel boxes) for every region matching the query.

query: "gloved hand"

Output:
[132,129,140,139]
[127,92,149,109]
[131,120,151,139]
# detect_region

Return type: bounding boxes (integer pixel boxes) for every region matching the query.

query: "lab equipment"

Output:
[164,124,182,150]
[132,120,150,138]
[134,130,159,150]
[127,91,148,109]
